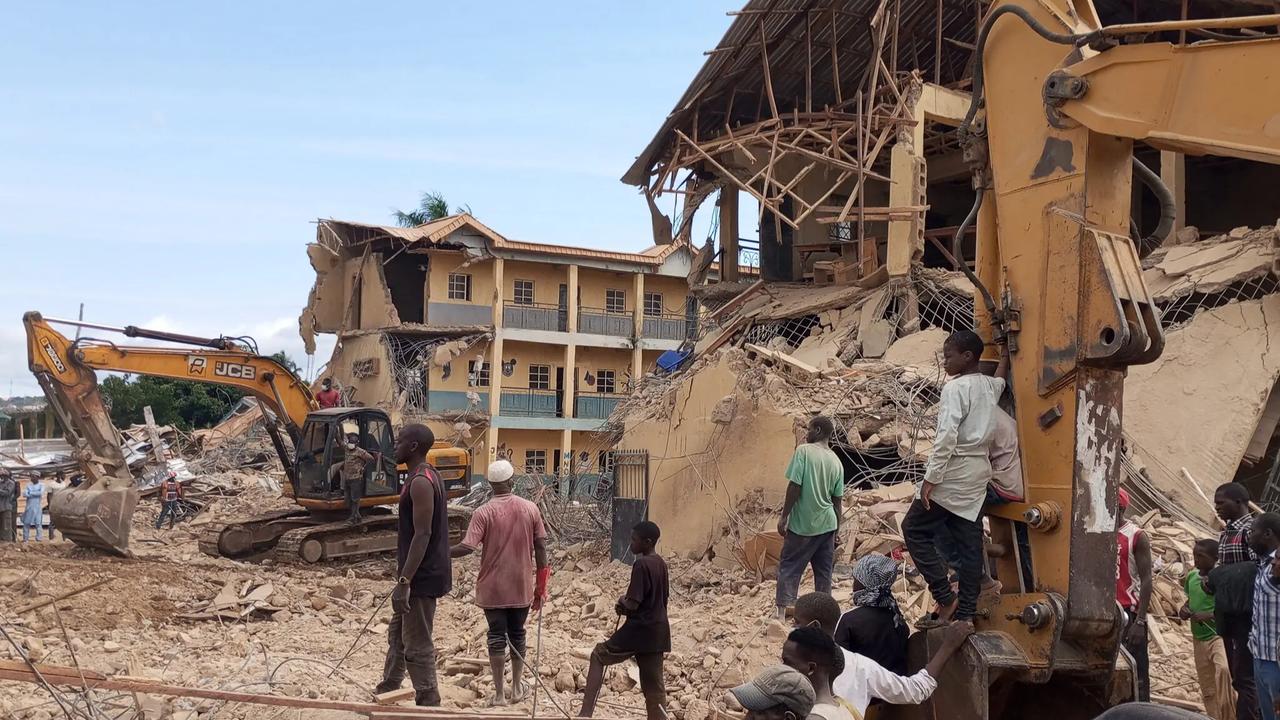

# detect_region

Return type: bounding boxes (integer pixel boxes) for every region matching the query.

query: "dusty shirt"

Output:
[785,443,845,536]
[339,447,374,484]
[988,409,1024,501]
[833,648,936,716]
[922,374,1006,521]
[609,553,671,654]
[461,494,546,609]
[316,389,341,408]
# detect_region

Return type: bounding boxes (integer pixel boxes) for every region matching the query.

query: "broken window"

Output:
[529,364,551,390]
[513,280,534,306]
[525,449,547,474]
[644,292,663,317]
[448,273,471,301]
[468,360,490,387]
[606,289,626,314]
[597,369,616,394]
[352,358,380,378]
[598,450,614,473]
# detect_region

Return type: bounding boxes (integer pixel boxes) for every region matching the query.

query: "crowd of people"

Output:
[0,468,72,542]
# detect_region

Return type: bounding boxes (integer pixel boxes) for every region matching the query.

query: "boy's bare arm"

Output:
[994,340,1010,382]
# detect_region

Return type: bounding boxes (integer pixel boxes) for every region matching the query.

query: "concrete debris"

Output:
[178,579,281,621]
[1143,223,1278,301]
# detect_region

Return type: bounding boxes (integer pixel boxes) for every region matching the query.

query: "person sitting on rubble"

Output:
[835,554,908,676]
[782,626,860,720]
[579,521,669,720]
[792,591,971,718]
[903,329,1008,629]
[329,433,376,524]
[729,665,816,720]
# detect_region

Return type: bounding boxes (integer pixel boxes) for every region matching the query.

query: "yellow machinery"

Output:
[888,2,1280,718]
[24,311,472,562]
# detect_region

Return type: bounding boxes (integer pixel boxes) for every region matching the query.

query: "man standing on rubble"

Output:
[155,471,183,530]
[451,459,550,706]
[377,423,451,707]
[316,378,341,409]
[776,415,845,619]
[0,469,15,542]
[1214,481,1261,720]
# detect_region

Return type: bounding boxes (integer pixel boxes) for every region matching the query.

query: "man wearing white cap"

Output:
[451,460,550,706]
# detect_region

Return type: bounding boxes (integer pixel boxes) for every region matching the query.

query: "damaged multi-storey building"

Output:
[297,213,739,484]
[601,0,1280,556]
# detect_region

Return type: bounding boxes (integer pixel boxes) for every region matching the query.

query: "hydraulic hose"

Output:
[953,191,999,317]
[1131,157,1176,255]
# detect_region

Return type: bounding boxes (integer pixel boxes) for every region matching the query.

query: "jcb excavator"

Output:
[24,311,472,563]
[884,2,1280,719]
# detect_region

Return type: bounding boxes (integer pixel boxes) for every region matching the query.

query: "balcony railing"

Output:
[642,311,696,341]
[575,392,627,420]
[578,306,632,337]
[499,388,559,417]
[503,302,566,332]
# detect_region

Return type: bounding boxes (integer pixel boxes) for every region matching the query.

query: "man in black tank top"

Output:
[376,423,452,706]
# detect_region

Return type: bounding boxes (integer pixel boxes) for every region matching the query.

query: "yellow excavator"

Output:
[24,311,472,562]
[885,2,1280,719]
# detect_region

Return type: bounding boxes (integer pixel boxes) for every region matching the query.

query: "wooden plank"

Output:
[16,578,113,614]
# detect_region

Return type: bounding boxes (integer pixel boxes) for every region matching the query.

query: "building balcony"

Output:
[575,392,627,420]
[642,311,696,341]
[578,306,632,337]
[499,388,560,417]
[503,303,566,332]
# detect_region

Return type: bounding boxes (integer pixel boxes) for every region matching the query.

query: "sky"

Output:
[0,2,741,397]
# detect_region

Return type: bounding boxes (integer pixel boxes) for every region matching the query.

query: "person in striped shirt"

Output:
[1247,512,1280,720]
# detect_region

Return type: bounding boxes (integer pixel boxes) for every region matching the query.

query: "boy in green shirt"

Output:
[1181,538,1235,720]
[776,416,845,619]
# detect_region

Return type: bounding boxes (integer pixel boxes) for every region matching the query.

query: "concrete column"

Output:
[487,257,505,452]
[561,428,573,483]
[632,273,645,338]
[491,257,505,327]
[567,264,579,333]
[887,103,926,278]
[719,188,740,282]
[1160,150,1186,233]
[563,343,577,419]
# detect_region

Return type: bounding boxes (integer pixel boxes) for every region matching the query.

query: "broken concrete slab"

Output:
[881,327,947,375]
[1143,226,1278,301]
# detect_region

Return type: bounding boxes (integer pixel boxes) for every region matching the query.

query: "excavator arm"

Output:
[900,5,1280,719]
[23,311,317,555]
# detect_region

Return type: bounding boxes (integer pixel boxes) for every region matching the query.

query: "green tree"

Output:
[392,190,470,227]
[269,351,302,377]
[101,375,245,431]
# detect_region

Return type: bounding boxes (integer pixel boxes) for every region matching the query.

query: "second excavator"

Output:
[24,311,473,562]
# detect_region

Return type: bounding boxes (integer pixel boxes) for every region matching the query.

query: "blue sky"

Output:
[0,2,739,396]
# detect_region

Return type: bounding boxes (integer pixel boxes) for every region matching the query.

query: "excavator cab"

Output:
[291,408,399,503]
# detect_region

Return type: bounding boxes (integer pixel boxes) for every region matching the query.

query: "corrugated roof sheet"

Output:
[317,214,687,266]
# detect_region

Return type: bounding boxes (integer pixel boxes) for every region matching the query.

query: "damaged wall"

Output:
[299,243,346,354]
[1125,295,1280,520]
[326,333,397,411]
[356,253,402,330]
[621,356,801,557]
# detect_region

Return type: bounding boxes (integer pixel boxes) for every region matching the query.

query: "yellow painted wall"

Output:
[572,346,632,392]
[494,428,563,472]
[426,250,495,309]
[641,275,692,315]
[570,430,616,471]
[577,268,637,312]
[429,340,493,392]
[502,261,569,306]
[498,341,569,390]
[358,253,401,330]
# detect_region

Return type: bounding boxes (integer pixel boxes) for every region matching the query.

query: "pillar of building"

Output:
[1160,150,1186,233]
[560,428,574,488]
[887,100,926,278]
[632,272,645,380]
[486,257,505,461]
[719,188,740,282]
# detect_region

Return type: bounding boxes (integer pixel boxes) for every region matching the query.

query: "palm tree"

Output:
[392,191,470,227]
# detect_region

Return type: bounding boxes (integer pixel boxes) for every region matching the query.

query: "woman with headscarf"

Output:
[834,554,908,675]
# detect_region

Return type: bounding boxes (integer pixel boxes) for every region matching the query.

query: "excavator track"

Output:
[197,508,313,559]
[275,510,398,563]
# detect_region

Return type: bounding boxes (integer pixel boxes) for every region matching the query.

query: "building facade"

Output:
[299,214,698,484]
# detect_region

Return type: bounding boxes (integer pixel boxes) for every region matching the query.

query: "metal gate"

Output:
[610,449,649,563]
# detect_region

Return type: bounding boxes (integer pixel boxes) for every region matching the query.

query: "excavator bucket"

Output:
[49,486,139,557]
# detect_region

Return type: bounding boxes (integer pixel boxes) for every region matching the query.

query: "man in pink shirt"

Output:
[451,459,550,706]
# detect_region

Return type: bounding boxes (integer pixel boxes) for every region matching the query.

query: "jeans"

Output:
[345,477,365,520]
[1122,615,1150,702]
[903,498,983,620]
[1255,658,1280,720]
[775,530,836,609]
[1226,632,1261,720]
[379,595,440,705]
[484,606,530,657]
[156,500,179,529]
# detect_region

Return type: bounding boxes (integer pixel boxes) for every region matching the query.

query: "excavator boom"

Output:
[24,311,317,555]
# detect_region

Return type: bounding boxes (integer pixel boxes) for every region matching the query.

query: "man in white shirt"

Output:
[792,592,971,717]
